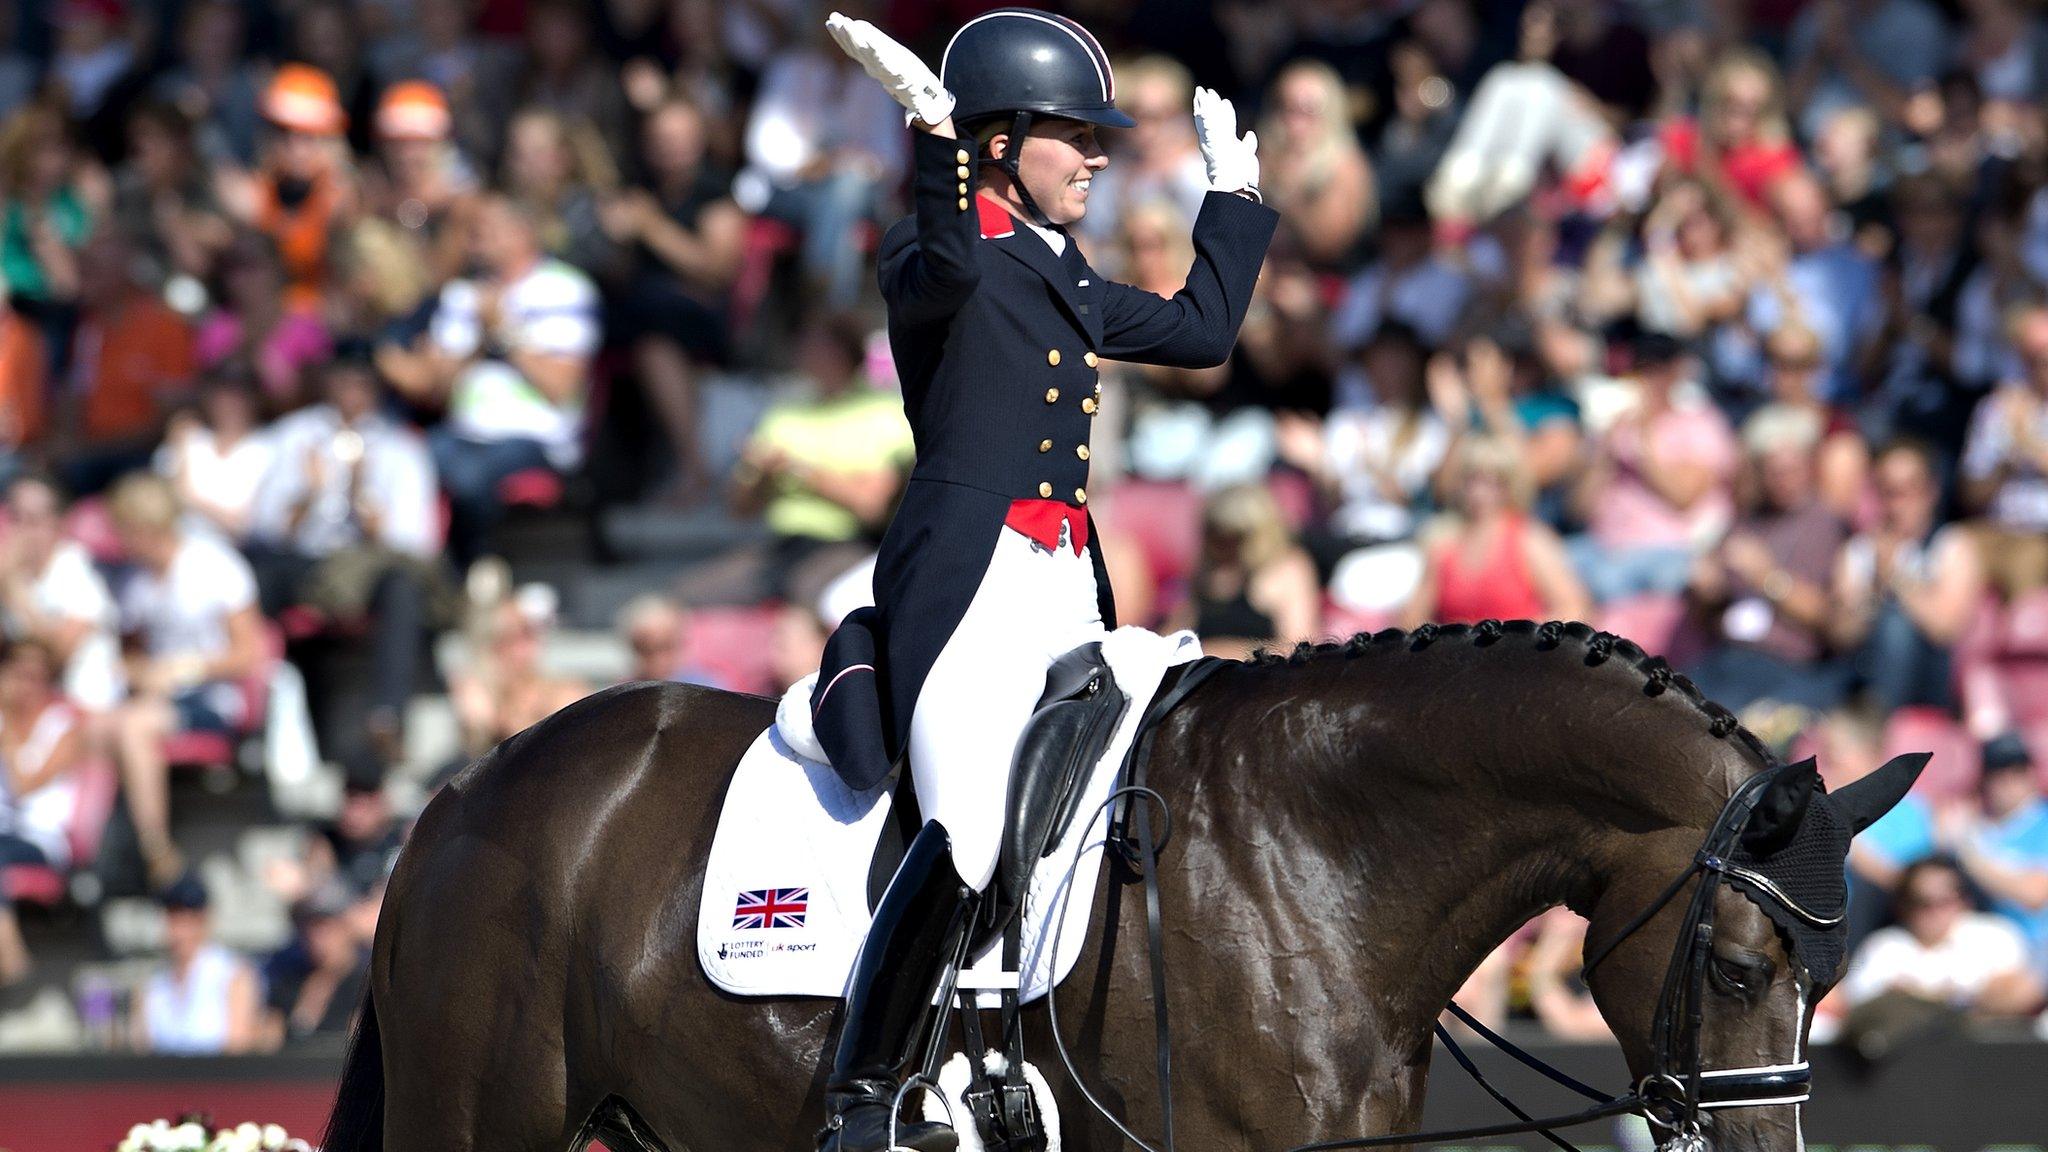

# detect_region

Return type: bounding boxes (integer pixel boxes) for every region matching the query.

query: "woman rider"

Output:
[812,11,1276,1151]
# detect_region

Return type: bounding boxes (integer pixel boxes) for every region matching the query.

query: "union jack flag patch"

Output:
[733,888,808,930]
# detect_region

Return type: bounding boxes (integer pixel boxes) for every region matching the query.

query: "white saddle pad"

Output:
[696,627,1202,1004]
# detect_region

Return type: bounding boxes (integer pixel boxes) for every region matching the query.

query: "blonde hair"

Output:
[107,472,183,534]
[1117,55,1194,109]
[337,218,431,319]
[1117,198,1194,281]
[1258,60,1366,188]
[1444,435,1534,512]
[1703,48,1790,147]
[1202,484,1294,572]
[0,103,66,195]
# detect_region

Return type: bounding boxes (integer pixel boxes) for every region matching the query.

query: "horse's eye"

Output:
[1711,957,1754,995]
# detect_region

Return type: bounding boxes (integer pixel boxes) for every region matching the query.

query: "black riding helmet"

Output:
[941,8,1133,226]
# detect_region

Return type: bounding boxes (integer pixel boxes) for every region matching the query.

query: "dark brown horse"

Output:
[323,621,1922,1151]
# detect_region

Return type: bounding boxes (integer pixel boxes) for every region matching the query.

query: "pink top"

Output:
[1432,514,1547,624]
[1590,400,1737,550]
[196,310,333,402]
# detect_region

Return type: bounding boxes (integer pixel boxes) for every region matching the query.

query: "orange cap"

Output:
[376,80,452,141]
[263,63,347,135]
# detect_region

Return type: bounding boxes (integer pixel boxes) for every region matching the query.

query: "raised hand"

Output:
[824,12,955,128]
[1191,86,1260,200]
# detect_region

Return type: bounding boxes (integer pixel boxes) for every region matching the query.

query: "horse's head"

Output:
[1583,751,1928,1150]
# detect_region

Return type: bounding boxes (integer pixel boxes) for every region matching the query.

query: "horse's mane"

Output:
[1245,618,1778,769]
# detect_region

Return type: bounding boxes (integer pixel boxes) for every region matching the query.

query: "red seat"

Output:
[683,605,785,697]
[1881,706,1980,802]
[163,627,283,768]
[1,756,119,907]
[497,468,565,510]
[1959,591,2048,734]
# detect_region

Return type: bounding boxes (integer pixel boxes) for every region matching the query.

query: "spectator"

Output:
[362,80,480,289]
[1787,0,1954,139]
[1169,484,1321,660]
[1569,335,1738,604]
[1753,324,1869,520]
[246,349,443,779]
[46,0,141,130]
[1940,735,2048,978]
[287,1,378,161]
[395,193,600,569]
[677,313,909,607]
[0,474,124,713]
[600,97,746,501]
[1068,55,1209,252]
[1832,439,1986,713]
[449,588,586,761]
[219,64,359,316]
[133,873,264,1054]
[195,232,335,413]
[1279,322,1451,563]
[110,101,233,291]
[106,473,266,888]
[510,0,634,162]
[1960,303,2048,599]
[153,372,276,543]
[1822,704,1938,945]
[52,232,198,495]
[1666,49,1801,212]
[332,218,436,349]
[1522,908,1611,1041]
[767,601,829,696]
[737,16,905,306]
[1840,856,2040,1016]
[0,302,45,480]
[1,103,97,368]
[1329,195,1484,354]
[1406,435,1590,626]
[0,6,33,122]
[1739,169,1883,406]
[1583,180,1747,342]
[1256,59,1376,271]
[151,0,265,167]
[498,106,620,277]
[1685,406,1851,714]
[615,594,725,688]
[0,638,90,990]
[260,879,370,1048]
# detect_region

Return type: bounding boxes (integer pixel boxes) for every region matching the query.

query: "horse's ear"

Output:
[1831,752,1930,835]
[1742,758,1820,856]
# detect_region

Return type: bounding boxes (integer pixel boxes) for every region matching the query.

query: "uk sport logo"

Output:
[733,888,809,930]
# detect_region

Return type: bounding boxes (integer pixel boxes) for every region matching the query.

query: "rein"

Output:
[1030,755,1815,1152]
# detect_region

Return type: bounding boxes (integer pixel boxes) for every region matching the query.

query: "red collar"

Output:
[1004,498,1088,555]
[977,193,1017,240]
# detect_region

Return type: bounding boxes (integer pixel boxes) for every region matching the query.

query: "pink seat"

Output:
[1999,589,2048,658]
[1881,706,1980,801]
[1321,598,1392,642]
[683,605,784,697]
[163,627,283,767]
[1096,480,1203,595]
[0,757,119,907]
[498,468,565,510]
[1,865,64,905]
[1596,595,1694,663]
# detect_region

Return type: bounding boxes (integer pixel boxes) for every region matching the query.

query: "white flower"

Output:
[260,1125,287,1149]
[174,1122,207,1148]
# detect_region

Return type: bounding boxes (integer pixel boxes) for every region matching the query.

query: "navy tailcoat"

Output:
[811,129,1278,790]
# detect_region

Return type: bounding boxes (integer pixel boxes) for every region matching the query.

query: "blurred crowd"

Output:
[0,0,2045,1052]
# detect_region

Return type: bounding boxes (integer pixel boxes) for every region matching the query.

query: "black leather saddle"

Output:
[863,642,1127,918]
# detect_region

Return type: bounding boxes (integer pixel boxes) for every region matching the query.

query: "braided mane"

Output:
[1248,618,1776,767]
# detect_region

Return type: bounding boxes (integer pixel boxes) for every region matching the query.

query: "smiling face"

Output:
[988,118,1109,227]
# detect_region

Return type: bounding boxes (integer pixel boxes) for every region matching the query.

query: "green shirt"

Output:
[752,387,914,542]
[1,190,92,301]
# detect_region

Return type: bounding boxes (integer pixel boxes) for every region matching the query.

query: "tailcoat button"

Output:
[1038,481,1053,498]
[1039,439,1052,452]
[1081,397,1097,415]
[1076,444,1090,461]
[1084,351,1098,368]
[1047,349,1061,366]
[958,197,970,211]
[957,165,971,179]
[1074,488,1088,505]
[1044,387,1060,403]
[956,149,971,165]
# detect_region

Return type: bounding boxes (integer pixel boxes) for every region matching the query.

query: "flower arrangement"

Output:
[115,1119,312,1152]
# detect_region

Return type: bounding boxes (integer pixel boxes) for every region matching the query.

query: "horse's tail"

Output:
[322,990,385,1152]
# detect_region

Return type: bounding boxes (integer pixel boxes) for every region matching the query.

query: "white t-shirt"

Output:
[143,942,245,1055]
[153,427,277,541]
[1323,406,1452,542]
[120,534,258,661]
[430,258,600,468]
[1841,913,2029,1008]
[18,541,124,711]
[0,700,83,868]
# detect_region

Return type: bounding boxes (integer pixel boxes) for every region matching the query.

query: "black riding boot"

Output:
[819,820,975,1152]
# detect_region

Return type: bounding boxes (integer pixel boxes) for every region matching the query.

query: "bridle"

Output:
[1048,759,1835,1152]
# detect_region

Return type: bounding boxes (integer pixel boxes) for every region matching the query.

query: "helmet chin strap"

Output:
[984,109,1058,231]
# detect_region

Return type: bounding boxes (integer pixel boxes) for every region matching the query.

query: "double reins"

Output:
[1025,755,1813,1152]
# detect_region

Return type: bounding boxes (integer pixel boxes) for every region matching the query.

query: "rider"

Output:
[813,10,1276,1151]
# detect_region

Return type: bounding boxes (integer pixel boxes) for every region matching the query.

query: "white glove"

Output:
[825,12,956,128]
[1192,86,1260,200]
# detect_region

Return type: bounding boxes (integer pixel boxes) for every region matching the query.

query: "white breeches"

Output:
[908,523,1106,892]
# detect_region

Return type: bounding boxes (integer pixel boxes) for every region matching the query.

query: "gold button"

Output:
[1038,481,1053,498]
[1076,444,1089,461]
[957,182,968,194]
[957,165,971,179]
[1044,387,1060,403]
[958,197,969,211]
[1081,397,1097,415]
[1084,351,1098,368]
[1039,439,1052,452]
[1047,349,1061,366]
[956,148,971,165]
[1074,487,1088,505]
